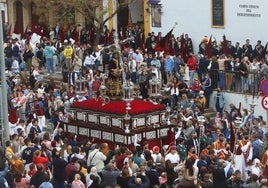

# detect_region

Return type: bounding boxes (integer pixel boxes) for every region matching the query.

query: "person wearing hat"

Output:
[164,145,180,165]
[152,146,162,163]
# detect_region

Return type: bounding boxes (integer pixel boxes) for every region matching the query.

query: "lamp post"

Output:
[0,12,9,144]
[124,111,131,134]
[197,116,205,156]
[248,99,256,135]
[166,103,171,125]
[149,75,161,104]
[122,80,134,110]
[99,82,110,106]
[233,117,242,163]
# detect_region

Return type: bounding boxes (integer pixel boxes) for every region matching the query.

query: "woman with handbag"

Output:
[177,158,196,188]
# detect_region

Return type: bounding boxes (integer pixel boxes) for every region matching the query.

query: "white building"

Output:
[146,0,268,53]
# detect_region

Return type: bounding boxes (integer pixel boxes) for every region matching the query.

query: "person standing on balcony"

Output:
[208,56,219,89]
[218,54,227,90]
[232,57,242,92]
[239,56,250,93]
[224,55,233,91]
[242,39,253,61]
[249,58,260,95]
[259,58,268,81]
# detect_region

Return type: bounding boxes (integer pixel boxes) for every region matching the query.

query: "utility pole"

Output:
[0,12,10,144]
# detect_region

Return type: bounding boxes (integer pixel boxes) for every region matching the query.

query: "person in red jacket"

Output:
[32,150,49,171]
[186,52,197,86]
[189,78,202,98]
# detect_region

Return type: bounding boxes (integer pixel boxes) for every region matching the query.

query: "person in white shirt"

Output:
[165,145,180,165]
[151,65,159,79]
[151,146,162,163]
[87,144,107,173]
[83,52,95,68]
[13,119,26,136]
[10,56,20,74]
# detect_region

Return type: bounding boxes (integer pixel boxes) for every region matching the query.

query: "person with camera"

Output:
[128,169,150,188]
[100,161,121,187]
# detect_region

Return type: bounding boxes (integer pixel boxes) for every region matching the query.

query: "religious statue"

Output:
[106,52,123,97]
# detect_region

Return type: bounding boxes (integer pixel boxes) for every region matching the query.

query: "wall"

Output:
[210,91,267,123]
[150,0,268,54]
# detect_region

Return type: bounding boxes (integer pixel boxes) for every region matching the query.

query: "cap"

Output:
[170,145,177,150]
[153,146,160,152]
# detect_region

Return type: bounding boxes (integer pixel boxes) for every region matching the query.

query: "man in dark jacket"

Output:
[52,150,68,188]
[30,164,49,188]
[128,173,150,188]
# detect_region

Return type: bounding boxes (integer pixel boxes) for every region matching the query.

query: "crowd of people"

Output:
[2,22,268,188]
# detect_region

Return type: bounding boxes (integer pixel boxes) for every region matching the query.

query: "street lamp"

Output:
[99,82,110,106]
[197,115,205,156]
[233,117,242,163]
[166,103,171,125]
[122,80,134,110]
[149,75,161,104]
[124,111,131,134]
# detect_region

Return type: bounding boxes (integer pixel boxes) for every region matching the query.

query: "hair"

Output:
[33,150,41,158]
[42,132,50,140]
[165,160,173,169]
[36,164,43,171]
[74,173,81,180]
[121,167,130,177]
[185,158,194,176]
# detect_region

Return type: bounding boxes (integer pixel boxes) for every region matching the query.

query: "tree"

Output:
[33,0,135,47]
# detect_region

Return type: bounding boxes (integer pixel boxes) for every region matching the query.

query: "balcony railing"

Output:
[208,69,267,96]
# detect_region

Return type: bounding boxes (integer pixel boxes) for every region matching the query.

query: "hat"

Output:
[153,146,160,153]
[199,90,204,95]
[170,145,177,150]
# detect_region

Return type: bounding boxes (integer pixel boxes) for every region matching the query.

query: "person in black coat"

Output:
[52,150,68,188]
[128,174,150,188]
[212,161,228,188]
[30,164,49,188]
[146,161,160,187]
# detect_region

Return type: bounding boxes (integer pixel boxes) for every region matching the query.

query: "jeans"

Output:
[241,75,249,91]
[189,70,196,86]
[131,72,137,84]
[46,57,54,73]
[218,72,226,90]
